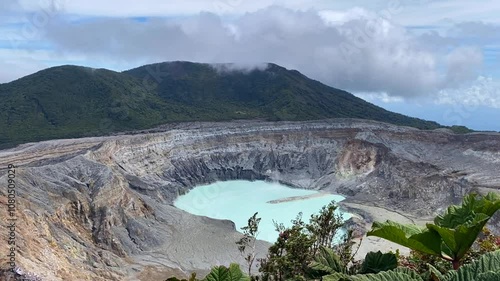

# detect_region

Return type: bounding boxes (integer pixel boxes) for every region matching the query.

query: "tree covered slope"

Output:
[0,61,443,148]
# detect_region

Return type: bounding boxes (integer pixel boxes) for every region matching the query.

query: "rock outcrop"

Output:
[0,119,499,280]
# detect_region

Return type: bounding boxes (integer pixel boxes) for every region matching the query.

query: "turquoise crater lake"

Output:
[174,180,352,243]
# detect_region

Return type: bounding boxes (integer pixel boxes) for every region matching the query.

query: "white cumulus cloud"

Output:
[32,6,487,98]
[437,76,500,109]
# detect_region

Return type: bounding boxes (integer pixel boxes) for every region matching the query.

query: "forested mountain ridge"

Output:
[0,61,450,148]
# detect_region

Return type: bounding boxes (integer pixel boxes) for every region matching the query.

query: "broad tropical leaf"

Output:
[427,264,444,281]
[367,221,442,256]
[359,251,397,274]
[431,193,500,261]
[309,246,346,274]
[442,250,500,281]
[368,192,500,267]
[393,267,425,280]
[428,213,489,260]
[203,264,250,281]
[323,270,423,281]
[477,271,500,281]
[435,193,500,229]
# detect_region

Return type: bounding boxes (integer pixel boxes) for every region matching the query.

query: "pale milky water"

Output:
[174,180,351,243]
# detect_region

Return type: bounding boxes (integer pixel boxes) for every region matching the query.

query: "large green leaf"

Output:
[434,193,500,228]
[428,213,490,260]
[369,193,500,263]
[359,251,397,274]
[203,264,249,281]
[427,264,445,281]
[479,193,500,216]
[431,192,500,261]
[442,250,500,281]
[393,268,426,280]
[367,221,442,256]
[309,246,346,274]
[323,270,423,281]
[477,271,500,281]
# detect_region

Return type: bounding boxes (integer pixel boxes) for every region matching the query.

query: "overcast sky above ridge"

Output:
[1,0,499,130]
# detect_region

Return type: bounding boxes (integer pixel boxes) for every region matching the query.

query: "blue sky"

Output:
[1,0,499,131]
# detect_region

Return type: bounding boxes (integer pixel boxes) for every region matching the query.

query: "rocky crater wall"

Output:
[0,120,499,281]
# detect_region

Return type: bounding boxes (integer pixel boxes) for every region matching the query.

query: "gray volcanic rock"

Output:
[0,119,499,280]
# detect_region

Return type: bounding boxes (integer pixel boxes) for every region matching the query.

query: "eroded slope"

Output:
[0,120,499,280]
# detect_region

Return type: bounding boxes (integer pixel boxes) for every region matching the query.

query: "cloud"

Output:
[0,54,48,83]
[437,76,500,109]
[445,47,483,87]
[354,92,404,103]
[9,0,500,26]
[13,0,340,17]
[390,0,500,26]
[37,6,491,98]
[210,62,269,74]
[450,21,500,40]
[1,3,498,103]
[0,1,498,130]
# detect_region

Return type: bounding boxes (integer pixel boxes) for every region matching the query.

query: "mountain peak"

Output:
[0,61,444,148]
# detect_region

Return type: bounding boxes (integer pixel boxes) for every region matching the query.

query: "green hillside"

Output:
[0,61,444,148]
[124,62,442,126]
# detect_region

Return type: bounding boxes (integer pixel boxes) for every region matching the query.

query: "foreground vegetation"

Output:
[1,62,451,148]
[166,192,500,281]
